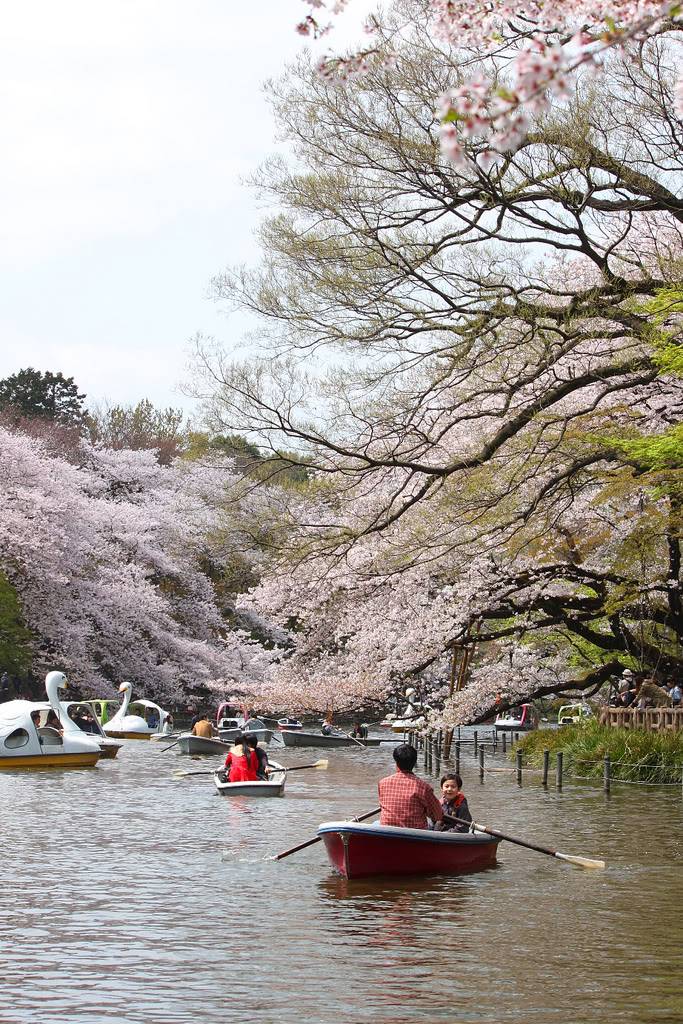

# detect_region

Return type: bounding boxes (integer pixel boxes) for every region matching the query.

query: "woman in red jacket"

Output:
[224,733,259,782]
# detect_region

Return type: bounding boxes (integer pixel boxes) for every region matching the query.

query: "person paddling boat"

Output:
[378,743,443,829]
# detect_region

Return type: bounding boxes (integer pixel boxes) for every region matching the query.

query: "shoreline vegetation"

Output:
[515,721,683,784]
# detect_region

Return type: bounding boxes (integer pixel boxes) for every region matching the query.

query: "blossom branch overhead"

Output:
[297,0,683,161]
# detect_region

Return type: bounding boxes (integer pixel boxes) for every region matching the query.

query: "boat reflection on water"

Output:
[316,871,478,905]
[315,874,477,985]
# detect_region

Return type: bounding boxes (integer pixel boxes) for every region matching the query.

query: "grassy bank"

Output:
[516,720,683,784]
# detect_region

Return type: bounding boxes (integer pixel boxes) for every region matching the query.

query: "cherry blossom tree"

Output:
[296,0,683,164]
[189,11,683,721]
[0,426,282,703]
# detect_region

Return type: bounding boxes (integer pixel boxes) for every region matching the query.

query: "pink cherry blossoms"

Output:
[0,427,280,703]
[297,0,682,161]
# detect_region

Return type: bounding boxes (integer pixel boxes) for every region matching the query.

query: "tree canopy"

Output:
[0,368,87,425]
[189,3,683,722]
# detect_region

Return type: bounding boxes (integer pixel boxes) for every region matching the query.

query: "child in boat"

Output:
[224,732,259,782]
[436,773,472,833]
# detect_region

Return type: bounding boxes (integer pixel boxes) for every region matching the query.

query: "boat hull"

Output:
[281,730,382,748]
[98,741,122,759]
[317,822,499,878]
[213,762,286,797]
[218,727,274,744]
[494,723,535,732]
[102,730,152,740]
[0,751,101,770]
[176,734,231,755]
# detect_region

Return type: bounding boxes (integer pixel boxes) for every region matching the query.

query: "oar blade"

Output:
[555,852,606,870]
[314,759,329,769]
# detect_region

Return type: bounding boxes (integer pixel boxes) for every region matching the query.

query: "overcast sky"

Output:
[0,1,373,416]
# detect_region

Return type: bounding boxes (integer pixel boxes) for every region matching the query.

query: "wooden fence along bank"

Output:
[599,707,683,732]
[406,724,683,793]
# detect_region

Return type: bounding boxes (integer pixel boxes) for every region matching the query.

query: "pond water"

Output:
[0,730,681,1023]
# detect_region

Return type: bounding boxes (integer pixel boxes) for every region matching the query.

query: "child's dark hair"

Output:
[440,772,463,788]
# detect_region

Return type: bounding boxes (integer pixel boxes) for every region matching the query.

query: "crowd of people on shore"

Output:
[609,670,682,709]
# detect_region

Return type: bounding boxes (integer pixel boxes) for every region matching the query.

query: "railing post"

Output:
[455,740,461,776]
[542,749,550,787]
[604,755,611,794]
[473,730,478,756]
[516,749,523,785]
[479,746,485,782]
[502,732,507,754]
[556,751,564,790]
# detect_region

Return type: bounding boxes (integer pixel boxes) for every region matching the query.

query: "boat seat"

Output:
[38,727,63,746]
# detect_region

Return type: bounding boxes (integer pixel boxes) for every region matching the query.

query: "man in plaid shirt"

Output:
[378,744,444,829]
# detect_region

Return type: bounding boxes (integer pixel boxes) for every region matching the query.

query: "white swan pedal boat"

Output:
[213,760,286,797]
[0,672,102,770]
[103,682,171,739]
[31,701,123,759]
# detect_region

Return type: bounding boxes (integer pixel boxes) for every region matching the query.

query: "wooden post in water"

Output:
[435,743,441,777]
[542,749,550,787]
[556,751,564,790]
[604,755,611,794]
[502,732,507,754]
[479,746,485,782]
[473,730,478,756]
[516,749,523,785]
[443,728,453,760]
[455,740,461,775]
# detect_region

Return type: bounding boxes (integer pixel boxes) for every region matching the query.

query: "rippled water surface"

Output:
[1,731,681,1024]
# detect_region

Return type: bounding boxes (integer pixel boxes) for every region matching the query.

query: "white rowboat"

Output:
[176,734,232,755]
[213,760,286,797]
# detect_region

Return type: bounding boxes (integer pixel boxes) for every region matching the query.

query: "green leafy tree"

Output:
[0,368,87,425]
[0,571,32,676]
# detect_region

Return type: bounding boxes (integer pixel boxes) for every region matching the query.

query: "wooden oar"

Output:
[272,806,381,861]
[160,738,182,752]
[444,814,605,869]
[269,759,329,773]
[172,758,329,779]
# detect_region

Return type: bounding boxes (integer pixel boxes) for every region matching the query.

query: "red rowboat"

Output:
[317,821,500,879]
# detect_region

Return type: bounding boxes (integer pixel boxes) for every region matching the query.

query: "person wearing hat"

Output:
[614,670,637,708]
